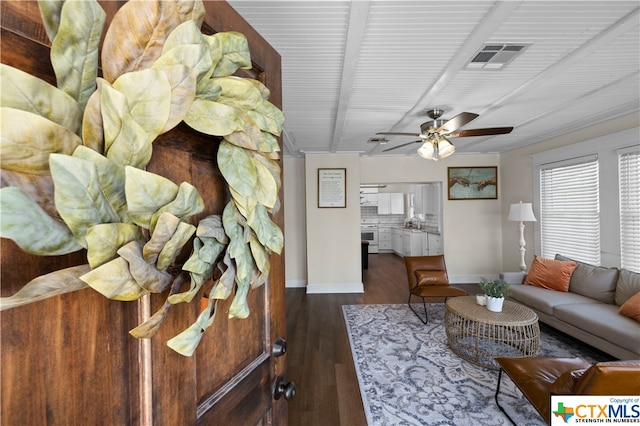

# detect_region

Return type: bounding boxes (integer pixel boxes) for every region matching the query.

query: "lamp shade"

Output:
[417,141,436,160]
[507,201,537,222]
[437,137,455,159]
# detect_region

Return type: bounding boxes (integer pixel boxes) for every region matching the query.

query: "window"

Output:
[619,150,640,272]
[539,156,600,265]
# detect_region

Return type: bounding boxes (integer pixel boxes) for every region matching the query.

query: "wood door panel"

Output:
[1,1,287,424]
[1,288,140,425]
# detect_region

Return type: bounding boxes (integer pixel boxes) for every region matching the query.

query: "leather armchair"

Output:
[405,255,467,324]
[494,356,640,425]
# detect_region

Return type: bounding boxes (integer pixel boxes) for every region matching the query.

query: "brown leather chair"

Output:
[405,255,467,324]
[494,356,640,425]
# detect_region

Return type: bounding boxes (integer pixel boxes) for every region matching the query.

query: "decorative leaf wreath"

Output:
[0,0,284,356]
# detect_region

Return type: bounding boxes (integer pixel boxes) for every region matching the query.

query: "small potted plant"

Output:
[479,278,510,312]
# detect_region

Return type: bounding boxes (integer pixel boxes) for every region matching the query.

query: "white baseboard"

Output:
[306,282,364,294]
[286,279,307,288]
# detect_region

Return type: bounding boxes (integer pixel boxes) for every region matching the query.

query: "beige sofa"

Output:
[507,255,640,360]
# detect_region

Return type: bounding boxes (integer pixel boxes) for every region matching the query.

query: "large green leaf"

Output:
[0,108,82,175]
[247,100,285,136]
[49,153,122,245]
[222,202,254,282]
[249,234,269,274]
[217,141,257,197]
[151,182,205,229]
[169,236,223,304]
[0,264,90,311]
[50,0,105,110]
[142,212,180,264]
[154,20,213,85]
[82,81,105,153]
[85,223,143,268]
[252,157,278,209]
[101,84,154,169]
[228,275,250,319]
[0,64,82,134]
[195,215,229,244]
[223,111,263,151]
[72,146,129,223]
[216,77,263,111]
[155,65,197,133]
[167,298,218,357]
[124,167,178,230]
[210,32,251,77]
[211,252,235,300]
[0,186,82,256]
[112,68,172,136]
[38,0,64,42]
[184,98,242,136]
[100,0,182,83]
[248,204,283,255]
[176,0,205,27]
[156,221,195,270]
[195,79,222,101]
[117,241,173,292]
[80,257,148,301]
[129,296,173,338]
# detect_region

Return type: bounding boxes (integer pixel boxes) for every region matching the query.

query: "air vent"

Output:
[466,43,530,70]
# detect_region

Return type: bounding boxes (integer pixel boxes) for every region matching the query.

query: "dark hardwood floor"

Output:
[285,253,479,425]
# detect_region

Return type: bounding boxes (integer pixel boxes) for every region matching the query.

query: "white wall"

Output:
[304,154,363,293]
[283,157,307,287]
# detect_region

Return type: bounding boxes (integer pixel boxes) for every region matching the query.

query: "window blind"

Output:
[619,150,640,272]
[539,158,600,264]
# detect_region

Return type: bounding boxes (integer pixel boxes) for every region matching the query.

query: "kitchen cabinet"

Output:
[422,233,429,256]
[392,228,424,257]
[377,192,405,215]
[410,232,422,256]
[410,183,441,216]
[360,187,378,206]
[379,228,392,252]
[392,229,403,255]
[428,233,443,255]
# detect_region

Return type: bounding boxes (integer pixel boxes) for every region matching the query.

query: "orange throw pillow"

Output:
[524,256,577,292]
[619,291,640,322]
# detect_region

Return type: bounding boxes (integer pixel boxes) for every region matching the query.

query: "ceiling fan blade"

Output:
[450,127,514,137]
[376,132,422,137]
[436,112,479,134]
[382,140,422,152]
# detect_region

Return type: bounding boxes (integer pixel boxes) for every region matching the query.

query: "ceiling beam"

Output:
[329,1,371,153]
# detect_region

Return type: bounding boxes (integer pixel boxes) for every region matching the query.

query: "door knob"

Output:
[272,337,287,357]
[273,376,296,400]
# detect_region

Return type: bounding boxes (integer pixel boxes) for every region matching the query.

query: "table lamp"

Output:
[508,201,537,272]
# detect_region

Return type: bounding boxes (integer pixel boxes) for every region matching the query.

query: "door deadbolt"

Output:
[273,337,287,357]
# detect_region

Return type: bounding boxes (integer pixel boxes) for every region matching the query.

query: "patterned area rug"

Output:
[342,303,610,426]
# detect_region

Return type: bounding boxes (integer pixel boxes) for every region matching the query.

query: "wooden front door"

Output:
[0,1,289,425]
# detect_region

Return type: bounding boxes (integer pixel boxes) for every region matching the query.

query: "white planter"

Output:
[486,296,505,313]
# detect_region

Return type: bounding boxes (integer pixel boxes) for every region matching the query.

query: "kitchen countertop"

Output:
[392,226,440,235]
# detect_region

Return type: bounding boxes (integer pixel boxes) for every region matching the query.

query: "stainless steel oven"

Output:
[360,220,379,253]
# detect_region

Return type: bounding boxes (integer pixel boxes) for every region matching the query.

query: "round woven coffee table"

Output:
[445,296,540,370]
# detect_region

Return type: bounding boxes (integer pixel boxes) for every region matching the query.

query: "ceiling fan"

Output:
[374,109,513,160]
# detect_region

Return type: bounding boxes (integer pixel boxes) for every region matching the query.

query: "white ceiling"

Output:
[227,1,640,158]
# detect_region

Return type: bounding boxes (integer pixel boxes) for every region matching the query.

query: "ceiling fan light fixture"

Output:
[437,137,455,159]
[417,141,436,160]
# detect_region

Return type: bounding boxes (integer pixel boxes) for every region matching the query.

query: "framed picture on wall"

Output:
[318,168,347,208]
[448,166,498,200]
